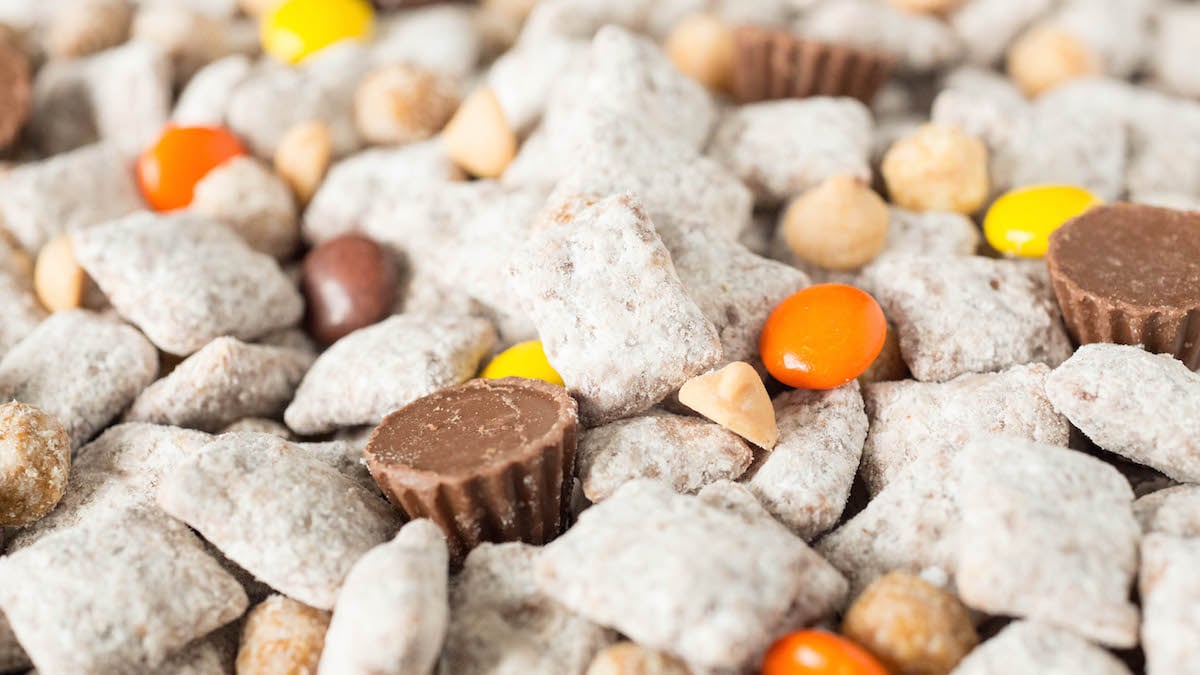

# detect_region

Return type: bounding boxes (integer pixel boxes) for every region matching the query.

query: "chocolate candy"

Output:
[1046,203,1200,369]
[0,32,30,150]
[731,26,895,105]
[301,234,398,346]
[364,377,578,561]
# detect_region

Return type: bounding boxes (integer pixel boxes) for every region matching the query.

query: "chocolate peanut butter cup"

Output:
[364,377,578,561]
[1046,203,1200,368]
[732,26,895,105]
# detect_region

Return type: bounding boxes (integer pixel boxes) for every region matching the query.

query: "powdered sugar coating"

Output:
[954,436,1139,648]
[124,336,313,433]
[441,542,615,675]
[0,310,158,449]
[861,364,1068,495]
[951,0,1055,66]
[864,256,1073,382]
[708,99,873,206]
[0,267,44,361]
[189,156,299,260]
[1139,534,1200,675]
[285,313,496,435]
[0,143,143,253]
[1134,485,1200,538]
[0,506,247,674]
[536,479,847,672]
[157,434,401,610]
[1150,2,1200,98]
[510,193,722,425]
[577,413,753,502]
[320,520,449,675]
[1010,94,1128,201]
[72,212,303,355]
[370,5,481,80]
[952,620,1133,675]
[741,383,866,541]
[172,53,253,126]
[1046,344,1200,483]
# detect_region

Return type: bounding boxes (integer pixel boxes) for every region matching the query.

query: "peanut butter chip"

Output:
[1008,23,1100,98]
[0,401,71,527]
[442,87,517,178]
[274,120,334,205]
[666,14,735,92]
[34,234,88,312]
[678,362,778,450]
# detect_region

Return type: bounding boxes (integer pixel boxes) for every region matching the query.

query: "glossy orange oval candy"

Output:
[762,630,890,675]
[137,125,246,212]
[759,284,887,390]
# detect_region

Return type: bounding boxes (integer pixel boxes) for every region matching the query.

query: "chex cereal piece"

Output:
[803,0,963,73]
[0,402,70,527]
[440,542,615,675]
[1046,344,1200,483]
[544,111,753,242]
[72,212,303,355]
[708,98,873,206]
[0,617,29,673]
[0,267,44,360]
[303,140,463,243]
[1139,534,1200,675]
[952,620,1133,675]
[954,436,1139,648]
[950,0,1056,67]
[816,452,960,601]
[1150,2,1200,98]
[86,42,173,155]
[171,53,253,126]
[1009,93,1127,201]
[124,336,313,433]
[285,313,495,435]
[221,417,292,438]
[863,256,1073,382]
[576,412,753,502]
[6,423,212,551]
[1134,485,1200,538]
[741,383,868,541]
[157,434,401,610]
[0,310,157,449]
[536,479,848,672]
[320,520,449,675]
[189,156,299,260]
[660,223,809,365]
[0,143,143,253]
[510,193,722,425]
[0,506,248,674]
[236,595,330,675]
[860,363,1068,495]
[678,361,778,449]
[371,5,481,81]
[486,37,587,135]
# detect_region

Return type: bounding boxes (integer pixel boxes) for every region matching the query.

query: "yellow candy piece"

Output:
[984,184,1102,257]
[481,340,564,386]
[261,0,374,65]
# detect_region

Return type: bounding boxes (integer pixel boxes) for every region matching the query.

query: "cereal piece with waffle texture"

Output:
[285,313,496,435]
[952,621,1133,675]
[510,193,722,425]
[72,212,303,356]
[189,156,299,260]
[1134,485,1200,538]
[863,256,1073,382]
[1046,344,1200,484]
[1139,534,1200,675]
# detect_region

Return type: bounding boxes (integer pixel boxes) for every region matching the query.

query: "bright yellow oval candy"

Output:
[984,184,1102,258]
[481,341,564,386]
[261,0,374,65]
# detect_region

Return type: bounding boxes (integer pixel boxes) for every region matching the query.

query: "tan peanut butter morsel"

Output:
[34,233,88,312]
[46,0,134,60]
[587,642,692,675]
[678,361,778,450]
[237,595,331,675]
[842,572,978,675]
[882,124,989,215]
[0,401,70,527]
[782,174,889,271]
[442,87,517,179]
[885,0,962,15]
[274,121,333,205]
[1008,23,1100,98]
[355,63,460,146]
[666,13,736,92]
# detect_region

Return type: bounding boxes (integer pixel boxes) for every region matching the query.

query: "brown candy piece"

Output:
[1046,203,1200,369]
[301,234,399,346]
[365,377,578,562]
[731,25,894,105]
[0,31,30,149]
[0,401,70,527]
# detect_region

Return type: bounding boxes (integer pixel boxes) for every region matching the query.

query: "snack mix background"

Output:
[1,0,1199,673]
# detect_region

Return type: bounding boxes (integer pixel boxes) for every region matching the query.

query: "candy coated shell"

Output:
[261,0,374,65]
[984,184,1101,258]
[137,126,246,212]
[762,630,889,675]
[481,340,564,386]
[759,284,887,390]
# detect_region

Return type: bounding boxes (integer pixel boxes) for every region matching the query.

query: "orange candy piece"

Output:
[759,284,887,390]
[137,125,247,212]
[762,630,890,675]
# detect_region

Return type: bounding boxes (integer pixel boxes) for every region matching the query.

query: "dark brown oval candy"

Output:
[364,377,578,563]
[301,234,398,346]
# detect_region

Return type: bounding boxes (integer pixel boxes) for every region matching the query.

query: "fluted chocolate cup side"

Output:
[733,26,895,105]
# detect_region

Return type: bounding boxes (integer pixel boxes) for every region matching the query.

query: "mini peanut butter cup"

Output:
[364,377,577,562]
[1046,203,1200,368]
[732,25,895,105]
